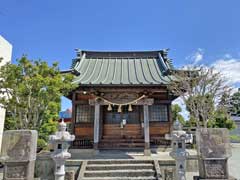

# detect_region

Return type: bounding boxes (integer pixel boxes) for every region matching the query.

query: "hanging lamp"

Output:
[128,104,133,111]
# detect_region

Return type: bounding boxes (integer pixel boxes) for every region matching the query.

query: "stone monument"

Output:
[0,130,38,180]
[195,128,232,180]
[165,120,191,180]
[49,119,75,180]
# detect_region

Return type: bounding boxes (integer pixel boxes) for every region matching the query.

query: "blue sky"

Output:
[1,0,240,113]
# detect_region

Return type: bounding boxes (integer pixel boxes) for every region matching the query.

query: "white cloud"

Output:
[172,97,189,121]
[186,48,204,65]
[212,58,240,85]
[224,54,232,59]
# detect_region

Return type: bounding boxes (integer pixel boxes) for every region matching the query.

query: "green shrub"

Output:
[37,138,47,149]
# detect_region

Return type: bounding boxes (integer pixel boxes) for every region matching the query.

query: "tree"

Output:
[172,104,185,125]
[38,119,58,148]
[228,89,240,116]
[169,66,230,128]
[208,107,236,130]
[0,56,75,143]
[185,93,215,127]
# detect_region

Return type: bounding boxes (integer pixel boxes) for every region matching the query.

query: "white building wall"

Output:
[0,35,12,151]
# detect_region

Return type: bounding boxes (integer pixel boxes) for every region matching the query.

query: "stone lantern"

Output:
[165,120,191,180]
[49,119,75,180]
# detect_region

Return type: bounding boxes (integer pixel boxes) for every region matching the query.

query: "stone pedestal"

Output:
[198,158,229,179]
[144,149,151,156]
[195,128,232,180]
[0,130,38,180]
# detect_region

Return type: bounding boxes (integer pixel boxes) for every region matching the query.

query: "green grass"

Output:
[230,135,240,142]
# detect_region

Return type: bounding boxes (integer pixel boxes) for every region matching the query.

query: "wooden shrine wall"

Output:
[72,90,172,147]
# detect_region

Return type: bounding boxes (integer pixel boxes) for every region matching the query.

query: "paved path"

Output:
[229,143,240,179]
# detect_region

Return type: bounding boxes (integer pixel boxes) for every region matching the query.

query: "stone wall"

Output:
[35,152,82,180]
[158,157,198,180]
[0,35,12,152]
[35,152,55,180]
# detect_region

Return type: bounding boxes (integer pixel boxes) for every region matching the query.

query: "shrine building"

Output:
[66,49,179,155]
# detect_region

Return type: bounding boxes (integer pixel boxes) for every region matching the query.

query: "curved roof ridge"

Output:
[79,50,166,58]
[81,49,165,53]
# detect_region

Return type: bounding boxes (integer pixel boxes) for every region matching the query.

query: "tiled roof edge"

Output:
[80,50,165,58]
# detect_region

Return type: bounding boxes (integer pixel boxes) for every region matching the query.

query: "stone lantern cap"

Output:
[165,120,190,140]
[49,119,75,143]
[171,130,187,139]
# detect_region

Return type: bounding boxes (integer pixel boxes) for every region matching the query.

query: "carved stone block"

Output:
[5,163,27,179]
[203,159,228,179]
[196,128,232,179]
[196,128,231,159]
[1,130,38,161]
[4,161,35,180]
[65,170,75,180]
[0,130,38,180]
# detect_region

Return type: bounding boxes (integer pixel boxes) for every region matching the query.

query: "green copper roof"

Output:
[72,50,175,86]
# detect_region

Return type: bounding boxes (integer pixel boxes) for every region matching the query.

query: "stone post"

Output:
[143,104,151,156]
[49,120,75,180]
[0,130,38,180]
[165,120,191,180]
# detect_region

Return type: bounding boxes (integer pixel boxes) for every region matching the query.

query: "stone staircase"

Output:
[79,160,160,180]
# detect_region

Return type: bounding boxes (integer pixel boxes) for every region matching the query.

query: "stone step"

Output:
[82,177,156,180]
[84,169,155,177]
[88,160,153,165]
[101,139,144,142]
[86,163,154,171]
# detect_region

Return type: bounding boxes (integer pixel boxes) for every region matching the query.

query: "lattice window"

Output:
[104,105,140,124]
[150,105,168,122]
[122,106,140,124]
[75,104,94,123]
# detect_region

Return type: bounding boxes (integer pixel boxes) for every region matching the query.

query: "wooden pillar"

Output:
[72,92,76,135]
[93,103,100,150]
[168,103,173,132]
[143,104,151,156]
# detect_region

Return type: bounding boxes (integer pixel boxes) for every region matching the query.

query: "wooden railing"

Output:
[72,138,93,149]
[150,137,171,146]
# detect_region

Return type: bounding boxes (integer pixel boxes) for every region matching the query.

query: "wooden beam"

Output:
[153,99,172,104]
[89,98,154,106]
[75,100,90,105]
